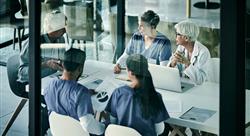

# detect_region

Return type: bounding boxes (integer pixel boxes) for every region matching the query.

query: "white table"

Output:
[39,60,219,134]
[38,60,250,135]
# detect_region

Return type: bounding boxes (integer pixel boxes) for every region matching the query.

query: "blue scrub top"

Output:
[105,85,169,136]
[126,31,171,65]
[44,78,94,120]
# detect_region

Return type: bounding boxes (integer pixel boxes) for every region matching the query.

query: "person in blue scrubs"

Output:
[113,10,172,74]
[44,48,105,135]
[106,54,170,136]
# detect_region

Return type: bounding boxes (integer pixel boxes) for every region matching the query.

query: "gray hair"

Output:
[175,20,199,42]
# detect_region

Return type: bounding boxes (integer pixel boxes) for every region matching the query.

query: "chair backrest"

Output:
[63,1,94,41]
[105,124,141,136]
[49,111,90,136]
[207,58,220,83]
[0,0,21,16]
[6,55,24,96]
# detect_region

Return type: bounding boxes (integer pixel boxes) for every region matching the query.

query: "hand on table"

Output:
[43,59,63,71]
[113,64,121,74]
[171,51,190,67]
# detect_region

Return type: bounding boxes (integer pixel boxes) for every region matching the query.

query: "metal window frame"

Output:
[28,0,41,135]
[28,0,246,135]
[220,0,245,135]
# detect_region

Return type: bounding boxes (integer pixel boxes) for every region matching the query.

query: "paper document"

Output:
[83,79,103,90]
[91,77,126,112]
[180,107,216,122]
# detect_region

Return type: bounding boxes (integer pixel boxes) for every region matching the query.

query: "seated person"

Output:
[168,20,211,85]
[106,54,170,136]
[17,10,66,98]
[44,48,105,135]
[113,10,172,74]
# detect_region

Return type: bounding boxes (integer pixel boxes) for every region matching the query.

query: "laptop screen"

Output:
[148,64,194,92]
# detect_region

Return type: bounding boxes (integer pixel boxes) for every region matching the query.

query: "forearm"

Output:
[116,52,129,68]
[184,65,207,85]
[155,121,165,135]
[79,114,105,135]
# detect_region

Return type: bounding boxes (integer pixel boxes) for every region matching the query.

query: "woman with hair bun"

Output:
[114,10,172,74]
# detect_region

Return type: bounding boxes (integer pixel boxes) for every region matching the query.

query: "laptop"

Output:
[148,64,194,93]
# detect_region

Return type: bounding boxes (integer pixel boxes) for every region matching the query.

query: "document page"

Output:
[91,77,126,112]
[180,107,216,122]
[82,79,103,90]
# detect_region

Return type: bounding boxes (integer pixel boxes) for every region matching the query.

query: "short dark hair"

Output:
[63,48,86,72]
[140,10,160,29]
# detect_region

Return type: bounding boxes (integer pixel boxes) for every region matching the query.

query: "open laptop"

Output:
[148,64,194,93]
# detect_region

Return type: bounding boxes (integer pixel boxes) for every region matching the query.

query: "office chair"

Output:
[207,58,220,83]
[63,1,96,58]
[0,15,27,51]
[105,124,141,136]
[246,122,250,128]
[0,0,28,51]
[1,55,28,136]
[49,111,90,136]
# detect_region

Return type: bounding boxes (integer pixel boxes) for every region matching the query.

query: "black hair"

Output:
[140,10,160,29]
[63,48,86,72]
[126,54,162,119]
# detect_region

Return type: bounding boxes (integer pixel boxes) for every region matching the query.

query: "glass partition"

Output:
[0,0,29,135]
[124,0,220,135]
[1,0,249,135]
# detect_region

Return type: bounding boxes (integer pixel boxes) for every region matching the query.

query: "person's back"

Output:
[44,48,105,135]
[17,10,66,84]
[106,85,168,136]
[106,54,169,136]
[44,78,93,120]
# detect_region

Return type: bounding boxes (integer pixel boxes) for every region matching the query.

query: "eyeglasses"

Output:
[176,32,182,36]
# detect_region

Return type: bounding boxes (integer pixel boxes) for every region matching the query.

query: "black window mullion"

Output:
[28,0,41,135]
[220,0,245,135]
[113,0,125,63]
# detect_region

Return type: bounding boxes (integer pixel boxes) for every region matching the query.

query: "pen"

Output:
[189,117,196,120]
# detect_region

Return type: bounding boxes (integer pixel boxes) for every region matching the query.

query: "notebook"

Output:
[148,64,194,93]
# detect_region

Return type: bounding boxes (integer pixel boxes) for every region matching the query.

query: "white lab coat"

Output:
[168,41,211,85]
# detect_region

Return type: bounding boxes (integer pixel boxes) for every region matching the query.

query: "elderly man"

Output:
[15,10,67,135]
[17,10,67,98]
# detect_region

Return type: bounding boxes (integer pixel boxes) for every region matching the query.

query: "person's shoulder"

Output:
[113,85,133,96]
[155,32,171,45]
[44,78,61,94]
[73,83,88,92]
[75,83,91,95]
[156,32,169,40]
[195,41,210,54]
